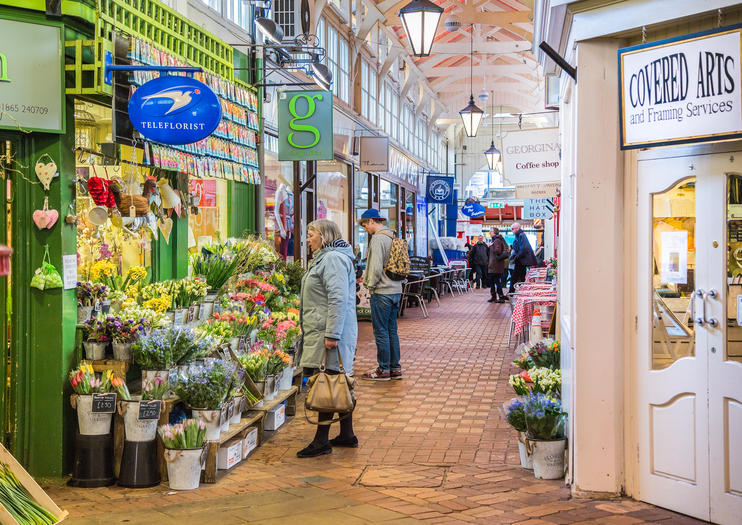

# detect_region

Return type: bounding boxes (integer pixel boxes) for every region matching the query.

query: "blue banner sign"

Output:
[128,75,222,145]
[461,202,486,217]
[426,175,455,205]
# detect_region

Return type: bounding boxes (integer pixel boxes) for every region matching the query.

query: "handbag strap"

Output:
[319,344,345,374]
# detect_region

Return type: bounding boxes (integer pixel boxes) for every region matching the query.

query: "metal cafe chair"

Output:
[399,276,429,318]
[423,272,441,308]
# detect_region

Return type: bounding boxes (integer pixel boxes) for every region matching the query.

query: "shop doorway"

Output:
[636,150,742,524]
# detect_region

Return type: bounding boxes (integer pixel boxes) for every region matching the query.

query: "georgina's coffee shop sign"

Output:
[619,25,742,149]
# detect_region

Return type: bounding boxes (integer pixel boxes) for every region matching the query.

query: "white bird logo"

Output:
[141,88,196,114]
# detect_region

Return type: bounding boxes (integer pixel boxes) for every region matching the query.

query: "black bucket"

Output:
[117,440,161,488]
[68,433,116,487]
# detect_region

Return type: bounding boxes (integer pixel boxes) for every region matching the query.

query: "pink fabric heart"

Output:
[44,209,59,229]
[33,210,48,229]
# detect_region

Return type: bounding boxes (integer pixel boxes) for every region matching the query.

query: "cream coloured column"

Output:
[570,38,625,496]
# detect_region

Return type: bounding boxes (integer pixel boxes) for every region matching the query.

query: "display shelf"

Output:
[247,386,299,417]
[201,412,265,484]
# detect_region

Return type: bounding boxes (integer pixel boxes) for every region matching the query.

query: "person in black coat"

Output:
[469,236,490,289]
[509,223,538,292]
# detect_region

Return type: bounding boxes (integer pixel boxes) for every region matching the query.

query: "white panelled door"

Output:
[637,150,742,524]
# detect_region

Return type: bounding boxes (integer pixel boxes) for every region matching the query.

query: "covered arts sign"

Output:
[619,25,742,149]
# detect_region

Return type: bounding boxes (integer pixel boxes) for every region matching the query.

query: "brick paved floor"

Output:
[46,289,708,524]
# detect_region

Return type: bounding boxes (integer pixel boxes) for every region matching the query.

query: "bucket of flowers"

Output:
[112,376,160,443]
[77,281,108,323]
[174,360,231,441]
[503,398,532,469]
[523,393,568,480]
[160,419,207,490]
[69,365,115,435]
[82,317,110,360]
[101,315,147,362]
[237,349,269,404]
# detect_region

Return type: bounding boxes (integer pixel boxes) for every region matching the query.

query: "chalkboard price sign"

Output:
[138,400,161,420]
[92,393,116,413]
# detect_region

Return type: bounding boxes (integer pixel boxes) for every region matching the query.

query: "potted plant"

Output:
[160,419,207,490]
[504,398,532,469]
[191,248,240,296]
[69,365,115,435]
[82,317,110,360]
[528,340,561,370]
[174,360,231,441]
[267,349,291,392]
[133,328,182,391]
[238,350,268,403]
[77,281,107,323]
[102,316,147,362]
[523,393,568,480]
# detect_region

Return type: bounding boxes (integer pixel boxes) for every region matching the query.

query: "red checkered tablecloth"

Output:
[525,267,548,283]
[512,289,557,335]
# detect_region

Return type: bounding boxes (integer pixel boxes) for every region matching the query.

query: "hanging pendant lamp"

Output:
[399,0,444,57]
[484,93,500,170]
[459,25,483,137]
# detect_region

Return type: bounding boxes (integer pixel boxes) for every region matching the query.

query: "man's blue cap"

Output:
[360,209,386,220]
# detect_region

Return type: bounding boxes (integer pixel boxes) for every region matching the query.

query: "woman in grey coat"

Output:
[297,219,358,457]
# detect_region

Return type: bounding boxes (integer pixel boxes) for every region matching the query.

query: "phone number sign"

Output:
[0,19,64,133]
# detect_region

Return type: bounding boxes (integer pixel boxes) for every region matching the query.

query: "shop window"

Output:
[355,172,370,258]
[380,179,398,233]
[200,0,221,11]
[317,161,350,240]
[273,0,297,39]
[384,84,393,136]
[226,0,250,30]
[264,135,295,260]
[188,178,229,250]
[338,38,350,104]
[327,25,339,97]
[404,190,415,254]
[391,93,400,142]
[361,61,378,124]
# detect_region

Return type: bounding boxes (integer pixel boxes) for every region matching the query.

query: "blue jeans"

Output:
[370,293,401,372]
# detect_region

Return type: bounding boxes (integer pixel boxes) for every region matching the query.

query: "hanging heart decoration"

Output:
[34,156,59,191]
[87,177,117,208]
[32,197,59,230]
[158,217,173,244]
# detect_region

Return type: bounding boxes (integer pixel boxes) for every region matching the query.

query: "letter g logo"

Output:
[288,94,322,149]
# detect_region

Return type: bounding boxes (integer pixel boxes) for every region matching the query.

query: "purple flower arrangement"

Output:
[76,281,108,307]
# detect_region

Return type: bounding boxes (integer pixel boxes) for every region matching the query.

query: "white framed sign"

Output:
[359,136,389,172]
[619,25,742,149]
[515,182,561,199]
[502,128,560,185]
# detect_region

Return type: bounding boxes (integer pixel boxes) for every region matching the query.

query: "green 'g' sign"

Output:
[278,90,333,161]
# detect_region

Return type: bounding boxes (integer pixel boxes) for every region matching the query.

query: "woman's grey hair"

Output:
[307,219,343,246]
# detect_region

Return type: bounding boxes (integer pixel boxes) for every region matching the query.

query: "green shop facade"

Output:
[0,0,262,477]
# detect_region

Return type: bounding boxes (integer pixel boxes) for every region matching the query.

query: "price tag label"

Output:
[200,445,208,467]
[220,407,227,426]
[91,393,116,413]
[138,400,161,420]
[173,310,185,327]
[227,400,235,421]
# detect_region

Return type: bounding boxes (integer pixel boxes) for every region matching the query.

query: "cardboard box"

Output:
[242,427,258,459]
[217,438,242,470]
[264,402,286,431]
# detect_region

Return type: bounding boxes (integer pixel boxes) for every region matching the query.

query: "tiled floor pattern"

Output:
[46,289,708,524]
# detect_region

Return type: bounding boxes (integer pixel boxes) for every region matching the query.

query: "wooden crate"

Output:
[200,412,265,484]
[0,444,68,524]
[80,359,130,379]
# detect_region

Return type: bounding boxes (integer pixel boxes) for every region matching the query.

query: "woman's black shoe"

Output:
[330,435,359,448]
[297,442,332,458]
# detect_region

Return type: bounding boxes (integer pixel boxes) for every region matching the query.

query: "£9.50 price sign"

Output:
[619,24,742,149]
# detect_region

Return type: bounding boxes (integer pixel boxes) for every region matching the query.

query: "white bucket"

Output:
[277,367,294,390]
[264,375,277,400]
[77,306,94,324]
[230,397,243,425]
[517,432,533,469]
[199,302,214,321]
[75,394,113,435]
[530,438,566,479]
[191,409,221,441]
[112,342,132,361]
[83,341,106,360]
[120,399,159,442]
[164,448,203,490]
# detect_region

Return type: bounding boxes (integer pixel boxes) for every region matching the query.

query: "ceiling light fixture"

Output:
[256,17,284,44]
[398,0,444,57]
[483,94,501,170]
[458,25,483,137]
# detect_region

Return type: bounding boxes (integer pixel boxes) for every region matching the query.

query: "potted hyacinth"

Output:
[77,281,108,323]
[174,360,231,441]
[160,419,207,490]
[523,393,568,480]
[503,399,532,469]
[82,317,110,360]
[69,365,115,435]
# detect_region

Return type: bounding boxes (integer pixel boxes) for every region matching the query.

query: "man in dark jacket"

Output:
[469,236,489,289]
[509,222,537,292]
[487,227,509,302]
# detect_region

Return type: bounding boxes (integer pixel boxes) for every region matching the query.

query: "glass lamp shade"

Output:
[256,17,284,44]
[484,141,501,170]
[459,96,484,137]
[399,0,444,57]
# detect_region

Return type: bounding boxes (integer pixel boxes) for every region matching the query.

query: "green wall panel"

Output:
[229,182,255,238]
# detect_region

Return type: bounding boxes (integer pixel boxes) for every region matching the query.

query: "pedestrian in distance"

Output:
[358,209,404,381]
[297,219,359,457]
[487,227,509,303]
[469,235,490,289]
[509,222,538,293]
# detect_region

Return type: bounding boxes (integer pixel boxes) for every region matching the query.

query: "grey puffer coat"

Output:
[299,243,358,374]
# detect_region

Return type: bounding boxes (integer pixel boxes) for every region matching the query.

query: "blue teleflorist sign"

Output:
[426,175,455,205]
[461,201,486,218]
[128,75,222,145]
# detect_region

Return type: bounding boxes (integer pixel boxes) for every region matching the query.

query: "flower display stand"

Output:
[80,359,129,380]
[244,386,298,436]
[200,411,265,484]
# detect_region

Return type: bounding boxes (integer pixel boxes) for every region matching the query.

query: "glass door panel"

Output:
[726,175,742,364]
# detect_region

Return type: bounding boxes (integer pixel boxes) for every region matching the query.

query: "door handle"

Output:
[704,289,718,327]
[693,289,705,326]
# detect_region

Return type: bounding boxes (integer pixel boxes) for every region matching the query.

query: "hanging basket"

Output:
[0,245,12,276]
[117,194,150,217]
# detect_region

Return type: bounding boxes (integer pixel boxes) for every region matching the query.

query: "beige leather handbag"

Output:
[304,346,356,424]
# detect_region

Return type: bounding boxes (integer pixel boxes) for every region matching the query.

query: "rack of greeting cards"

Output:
[128,37,261,184]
